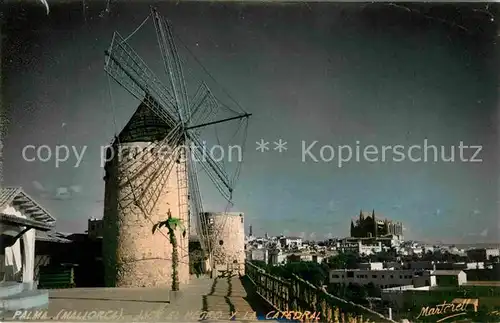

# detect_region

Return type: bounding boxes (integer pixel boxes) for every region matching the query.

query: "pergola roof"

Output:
[0,213,53,231]
[0,187,56,226]
[35,230,72,243]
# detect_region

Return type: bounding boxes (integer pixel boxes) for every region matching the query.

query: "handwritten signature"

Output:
[416,299,478,322]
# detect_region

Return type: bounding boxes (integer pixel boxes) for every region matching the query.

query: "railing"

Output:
[38,265,76,289]
[245,260,291,311]
[245,261,396,323]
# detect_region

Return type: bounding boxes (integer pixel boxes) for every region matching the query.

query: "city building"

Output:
[358,262,384,270]
[381,270,469,310]
[279,236,303,249]
[329,268,432,289]
[466,248,500,261]
[87,218,103,240]
[350,210,403,239]
[249,248,268,263]
[336,239,383,255]
[287,253,324,264]
[269,249,288,265]
[431,270,467,287]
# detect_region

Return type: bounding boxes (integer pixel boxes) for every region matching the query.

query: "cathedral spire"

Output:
[359,210,364,221]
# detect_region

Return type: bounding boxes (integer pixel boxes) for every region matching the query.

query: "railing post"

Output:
[290,279,298,311]
[263,273,268,300]
[272,278,275,307]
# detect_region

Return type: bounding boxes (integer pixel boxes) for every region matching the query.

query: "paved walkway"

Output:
[3,275,274,322]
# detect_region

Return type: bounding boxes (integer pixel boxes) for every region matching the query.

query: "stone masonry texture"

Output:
[205,212,246,275]
[103,142,189,288]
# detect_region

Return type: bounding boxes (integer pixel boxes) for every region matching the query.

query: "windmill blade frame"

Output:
[104,32,180,126]
[186,83,220,133]
[187,133,232,202]
[103,7,251,280]
[151,8,191,123]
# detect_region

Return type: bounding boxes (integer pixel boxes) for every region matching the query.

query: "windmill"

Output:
[102,7,251,287]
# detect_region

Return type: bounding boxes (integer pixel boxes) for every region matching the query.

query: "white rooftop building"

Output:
[329,268,433,289]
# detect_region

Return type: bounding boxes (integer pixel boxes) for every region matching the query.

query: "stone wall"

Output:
[0,42,5,189]
[204,212,245,275]
[103,142,190,287]
[0,17,3,189]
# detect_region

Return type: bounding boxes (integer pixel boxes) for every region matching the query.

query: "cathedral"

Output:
[350,210,403,238]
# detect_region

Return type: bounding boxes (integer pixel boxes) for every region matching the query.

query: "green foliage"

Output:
[252,260,328,286]
[368,249,397,263]
[152,217,186,237]
[250,260,267,268]
[327,283,372,305]
[419,250,467,263]
[365,282,381,297]
[324,252,361,269]
[153,210,185,291]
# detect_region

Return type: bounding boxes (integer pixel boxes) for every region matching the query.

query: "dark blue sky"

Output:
[3,2,499,243]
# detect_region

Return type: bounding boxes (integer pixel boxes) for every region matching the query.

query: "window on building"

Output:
[382,275,385,278]
[390,275,394,278]
[372,275,377,278]
[400,275,403,279]
[347,272,354,278]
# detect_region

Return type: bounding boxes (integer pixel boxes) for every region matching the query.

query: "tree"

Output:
[152,209,186,291]
[365,282,381,297]
[326,252,360,269]
[267,262,328,286]
[250,260,267,269]
[370,250,396,262]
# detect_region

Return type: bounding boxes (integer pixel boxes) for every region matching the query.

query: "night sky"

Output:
[2,1,499,243]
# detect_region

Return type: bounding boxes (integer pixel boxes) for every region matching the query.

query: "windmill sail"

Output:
[102,7,251,286]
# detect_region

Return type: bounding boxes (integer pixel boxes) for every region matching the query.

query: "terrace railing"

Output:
[245,261,397,323]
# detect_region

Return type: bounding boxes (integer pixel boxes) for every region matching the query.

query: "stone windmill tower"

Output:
[0,18,4,189]
[102,7,250,288]
[0,95,4,189]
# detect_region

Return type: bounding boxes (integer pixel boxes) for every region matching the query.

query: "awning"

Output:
[0,187,56,227]
[0,213,53,231]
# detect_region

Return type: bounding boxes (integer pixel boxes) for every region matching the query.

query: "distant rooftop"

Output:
[281,236,302,240]
[0,213,53,231]
[36,231,72,243]
[431,270,464,276]
[203,212,243,216]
